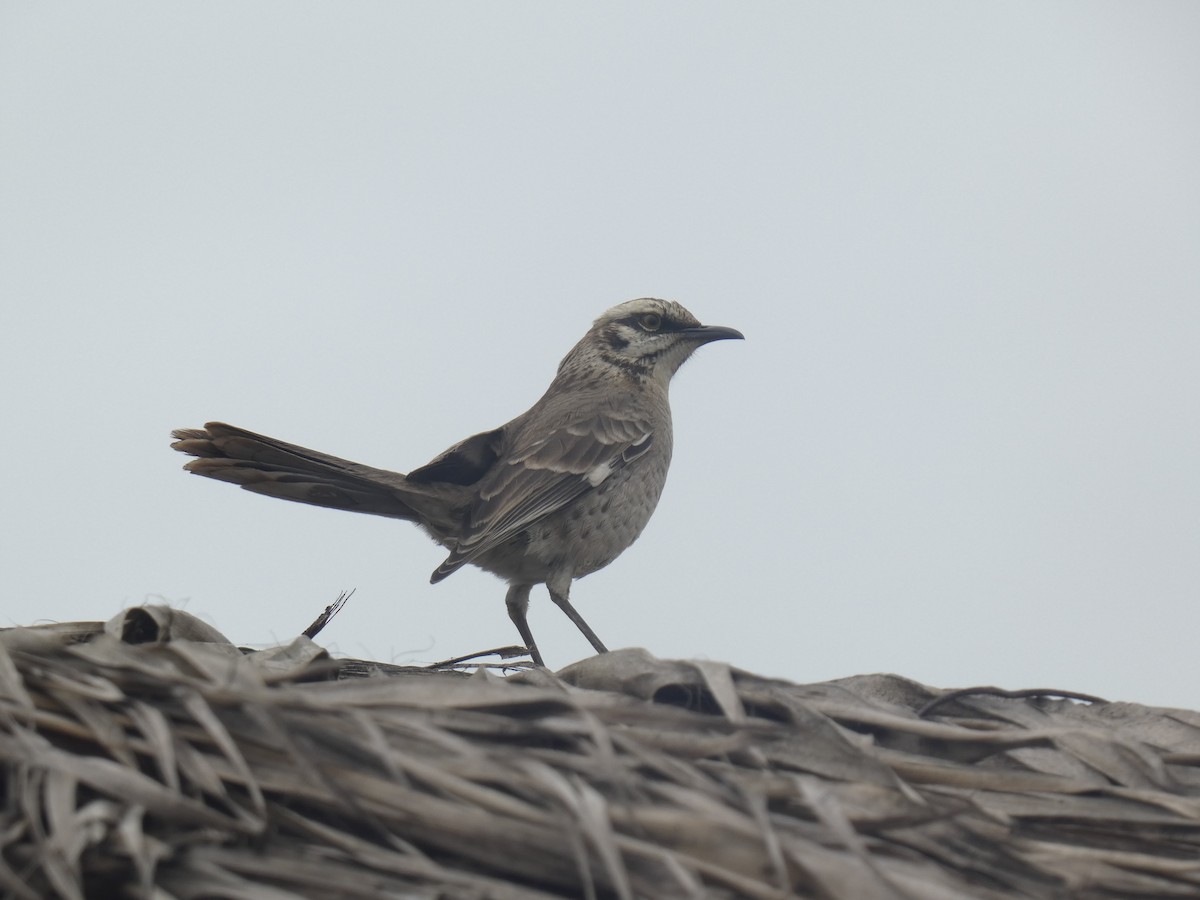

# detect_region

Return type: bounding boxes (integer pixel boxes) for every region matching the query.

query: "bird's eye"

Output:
[639,313,662,332]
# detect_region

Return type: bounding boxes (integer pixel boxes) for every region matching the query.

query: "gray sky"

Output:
[3,3,1198,707]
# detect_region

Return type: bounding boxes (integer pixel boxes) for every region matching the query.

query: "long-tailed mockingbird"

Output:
[171,298,743,666]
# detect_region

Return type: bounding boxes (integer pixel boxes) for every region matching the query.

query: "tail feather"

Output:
[171,422,425,521]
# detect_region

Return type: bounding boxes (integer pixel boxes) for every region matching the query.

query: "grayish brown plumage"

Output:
[171,298,743,665]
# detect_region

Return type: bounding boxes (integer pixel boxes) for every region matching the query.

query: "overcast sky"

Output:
[2,3,1198,708]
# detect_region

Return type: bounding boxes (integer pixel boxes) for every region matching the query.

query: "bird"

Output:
[171,298,743,667]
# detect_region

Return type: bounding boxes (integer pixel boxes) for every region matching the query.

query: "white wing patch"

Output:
[585,461,614,487]
[586,431,652,488]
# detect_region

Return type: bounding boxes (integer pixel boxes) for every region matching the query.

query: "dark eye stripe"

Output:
[620,313,677,333]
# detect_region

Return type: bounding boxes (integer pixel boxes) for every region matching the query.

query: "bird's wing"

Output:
[406,426,506,486]
[429,410,654,581]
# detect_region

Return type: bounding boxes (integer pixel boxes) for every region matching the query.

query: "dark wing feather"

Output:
[406,426,505,485]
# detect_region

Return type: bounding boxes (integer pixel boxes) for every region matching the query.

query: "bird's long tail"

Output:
[171,422,427,521]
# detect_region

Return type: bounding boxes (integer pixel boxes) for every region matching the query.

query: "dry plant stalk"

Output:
[2,610,1200,898]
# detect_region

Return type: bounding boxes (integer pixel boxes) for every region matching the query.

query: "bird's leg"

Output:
[505,583,544,667]
[546,575,609,657]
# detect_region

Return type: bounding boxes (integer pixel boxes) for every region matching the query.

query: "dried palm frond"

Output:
[2,608,1199,898]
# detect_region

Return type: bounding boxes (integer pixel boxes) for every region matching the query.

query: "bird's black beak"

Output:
[682,324,745,344]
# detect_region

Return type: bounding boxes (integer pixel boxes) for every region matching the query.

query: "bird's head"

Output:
[563,298,744,386]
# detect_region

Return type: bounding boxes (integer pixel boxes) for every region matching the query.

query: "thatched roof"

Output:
[3,607,1200,899]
